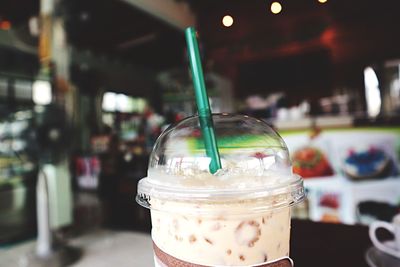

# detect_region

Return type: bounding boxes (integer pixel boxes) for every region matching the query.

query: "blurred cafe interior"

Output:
[1,0,400,266]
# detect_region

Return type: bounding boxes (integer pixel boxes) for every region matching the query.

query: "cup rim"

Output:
[136,174,305,213]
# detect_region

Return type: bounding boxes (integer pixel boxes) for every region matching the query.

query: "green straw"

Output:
[185,27,222,174]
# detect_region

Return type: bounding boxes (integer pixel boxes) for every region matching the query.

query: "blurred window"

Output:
[32,80,52,105]
[364,67,381,117]
[102,91,147,113]
[15,80,32,101]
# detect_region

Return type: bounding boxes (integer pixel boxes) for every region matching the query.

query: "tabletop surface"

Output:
[291,219,371,267]
[0,220,372,267]
[0,230,154,267]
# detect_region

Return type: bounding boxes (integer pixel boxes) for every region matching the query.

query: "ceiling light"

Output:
[318,0,328,3]
[271,2,282,14]
[222,15,234,27]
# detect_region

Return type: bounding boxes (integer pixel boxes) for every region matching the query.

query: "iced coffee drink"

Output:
[137,114,304,266]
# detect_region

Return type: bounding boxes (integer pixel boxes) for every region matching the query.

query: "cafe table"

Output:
[0,219,372,267]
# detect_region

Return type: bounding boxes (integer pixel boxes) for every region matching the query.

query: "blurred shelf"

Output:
[274,115,400,131]
[273,115,354,130]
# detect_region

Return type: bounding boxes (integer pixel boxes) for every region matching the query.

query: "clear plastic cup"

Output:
[137,114,304,266]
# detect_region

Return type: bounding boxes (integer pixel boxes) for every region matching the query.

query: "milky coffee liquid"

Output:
[150,199,291,266]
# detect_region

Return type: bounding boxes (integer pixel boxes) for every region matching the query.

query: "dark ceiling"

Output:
[64,0,185,69]
[0,0,38,24]
[0,0,186,70]
[2,0,400,99]
[188,0,400,97]
[3,0,400,70]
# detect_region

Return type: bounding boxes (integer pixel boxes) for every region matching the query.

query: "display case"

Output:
[0,109,38,243]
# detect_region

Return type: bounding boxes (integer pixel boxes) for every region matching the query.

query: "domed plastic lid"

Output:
[137,114,304,212]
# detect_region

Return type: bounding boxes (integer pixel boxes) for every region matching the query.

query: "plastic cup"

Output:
[137,114,304,266]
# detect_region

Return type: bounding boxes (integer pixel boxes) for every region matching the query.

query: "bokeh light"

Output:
[222,15,234,27]
[271,2,282,14]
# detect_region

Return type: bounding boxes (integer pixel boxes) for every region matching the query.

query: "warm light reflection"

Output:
[271,2,282,14]
[318,0,328,3]
[222,15,234,27]
[0,21,11,30]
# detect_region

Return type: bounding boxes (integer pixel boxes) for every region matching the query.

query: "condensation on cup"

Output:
[137,114,305,267]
